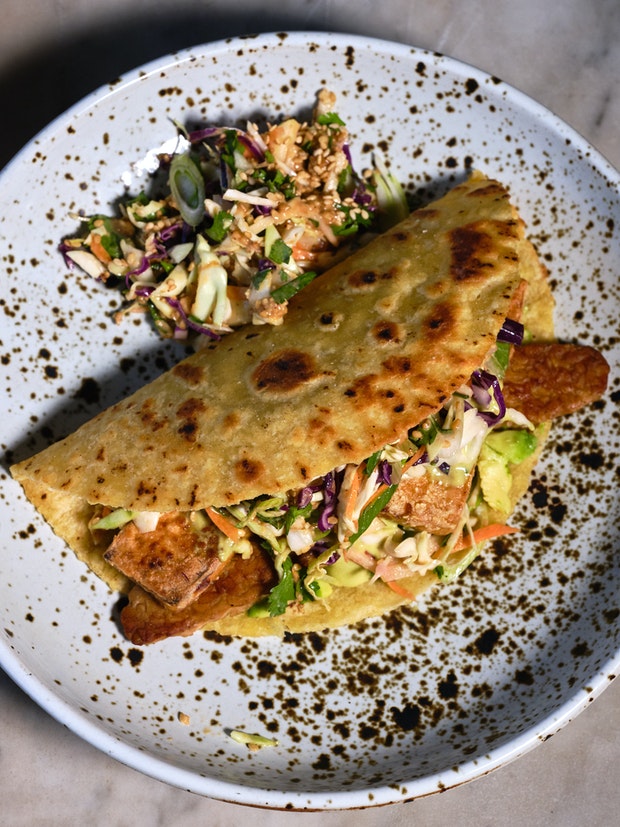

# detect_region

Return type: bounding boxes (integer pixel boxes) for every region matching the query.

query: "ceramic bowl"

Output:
[1,32,618,810]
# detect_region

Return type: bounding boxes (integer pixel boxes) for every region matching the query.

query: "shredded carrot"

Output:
[385,580,415,599]
[359,475,389,513]
[343,464,364,521]
[205,507,243,541]
[90,234,112,263]
[452,522,519,553]
[405,446,427,469]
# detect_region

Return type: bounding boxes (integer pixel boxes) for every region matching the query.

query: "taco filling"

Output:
[11,171,609,644]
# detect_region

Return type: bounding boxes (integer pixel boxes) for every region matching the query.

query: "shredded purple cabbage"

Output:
[377,460,393,485]
[318,471,339,532]
[497,318,524,345]
[164,297,221,340]
[297,487,314,508]
[236,132,265,162]
[307,539,333,558]
[134,285,155,298]
[471,369,506,425]
[254,204,273,216]
[157,222,184,243]
[187,125,223,143]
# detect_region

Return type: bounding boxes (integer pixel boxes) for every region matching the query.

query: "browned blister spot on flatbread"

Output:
[171,362,206,387]
[234,456,265,484]
[139,398,165,432]
[422,301,457,341]
[450,219,519,284]
[503,343,609,423]
[251,348,324,394]
[222,411,241,433]
[176,397,208,443]
[347,268,384,291]
[371,320,405,345]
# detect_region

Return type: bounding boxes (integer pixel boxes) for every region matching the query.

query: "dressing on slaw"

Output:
[60,90,408,342]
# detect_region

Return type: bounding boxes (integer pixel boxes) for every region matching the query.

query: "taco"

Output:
[10,171,608,644]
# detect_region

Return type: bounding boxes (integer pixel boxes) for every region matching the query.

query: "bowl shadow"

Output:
[0,9,361,172]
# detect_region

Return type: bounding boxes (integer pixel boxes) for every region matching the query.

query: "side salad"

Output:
[61,89,408,342]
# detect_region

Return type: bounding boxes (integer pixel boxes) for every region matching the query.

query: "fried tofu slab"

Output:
[104,512,229,609]
[120,548,277,645]
[503,343,609,424]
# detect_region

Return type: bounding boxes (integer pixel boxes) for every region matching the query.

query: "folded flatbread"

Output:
[11,171,608,643]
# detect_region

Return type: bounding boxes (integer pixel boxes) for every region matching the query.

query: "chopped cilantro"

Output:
[331,204,373,237]
[267,556,296,616]
[268,238,292,265]
[317,112,345,126]
[253,167,296,199]
[205,210,234,242]
[221,129,242,171]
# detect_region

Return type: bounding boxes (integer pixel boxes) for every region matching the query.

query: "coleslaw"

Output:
[60,90,408,342]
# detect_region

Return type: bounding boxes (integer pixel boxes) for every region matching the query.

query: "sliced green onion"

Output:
[192,235,229,325]
[271,270,318,303]
[372,152,409,230]
[229,730,279,749]
[348,484,398,545]
[169,153,206,227]
[434,545,481,583]
[92,508,135,531]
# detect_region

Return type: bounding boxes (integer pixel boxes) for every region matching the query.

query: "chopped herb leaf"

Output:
[267,556,296,615]
[252,268,272,288]
[349,484,398,545]
[268,238,292,265]
[271,270,318,303]
[331,204,373,237]
[205,210,234,242]
[317,112,346,126]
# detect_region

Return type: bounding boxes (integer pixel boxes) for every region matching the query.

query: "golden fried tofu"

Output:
[382,469,473,534]
[104,511,228,608]
[503,343,609,424]
[121,547,276,645]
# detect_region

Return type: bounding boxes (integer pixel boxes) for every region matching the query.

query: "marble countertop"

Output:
[1,1,618,825]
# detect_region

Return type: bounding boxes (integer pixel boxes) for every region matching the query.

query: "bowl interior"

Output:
[1,32,619,809]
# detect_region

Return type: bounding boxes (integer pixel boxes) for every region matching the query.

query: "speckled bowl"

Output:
[1,32,618,810]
